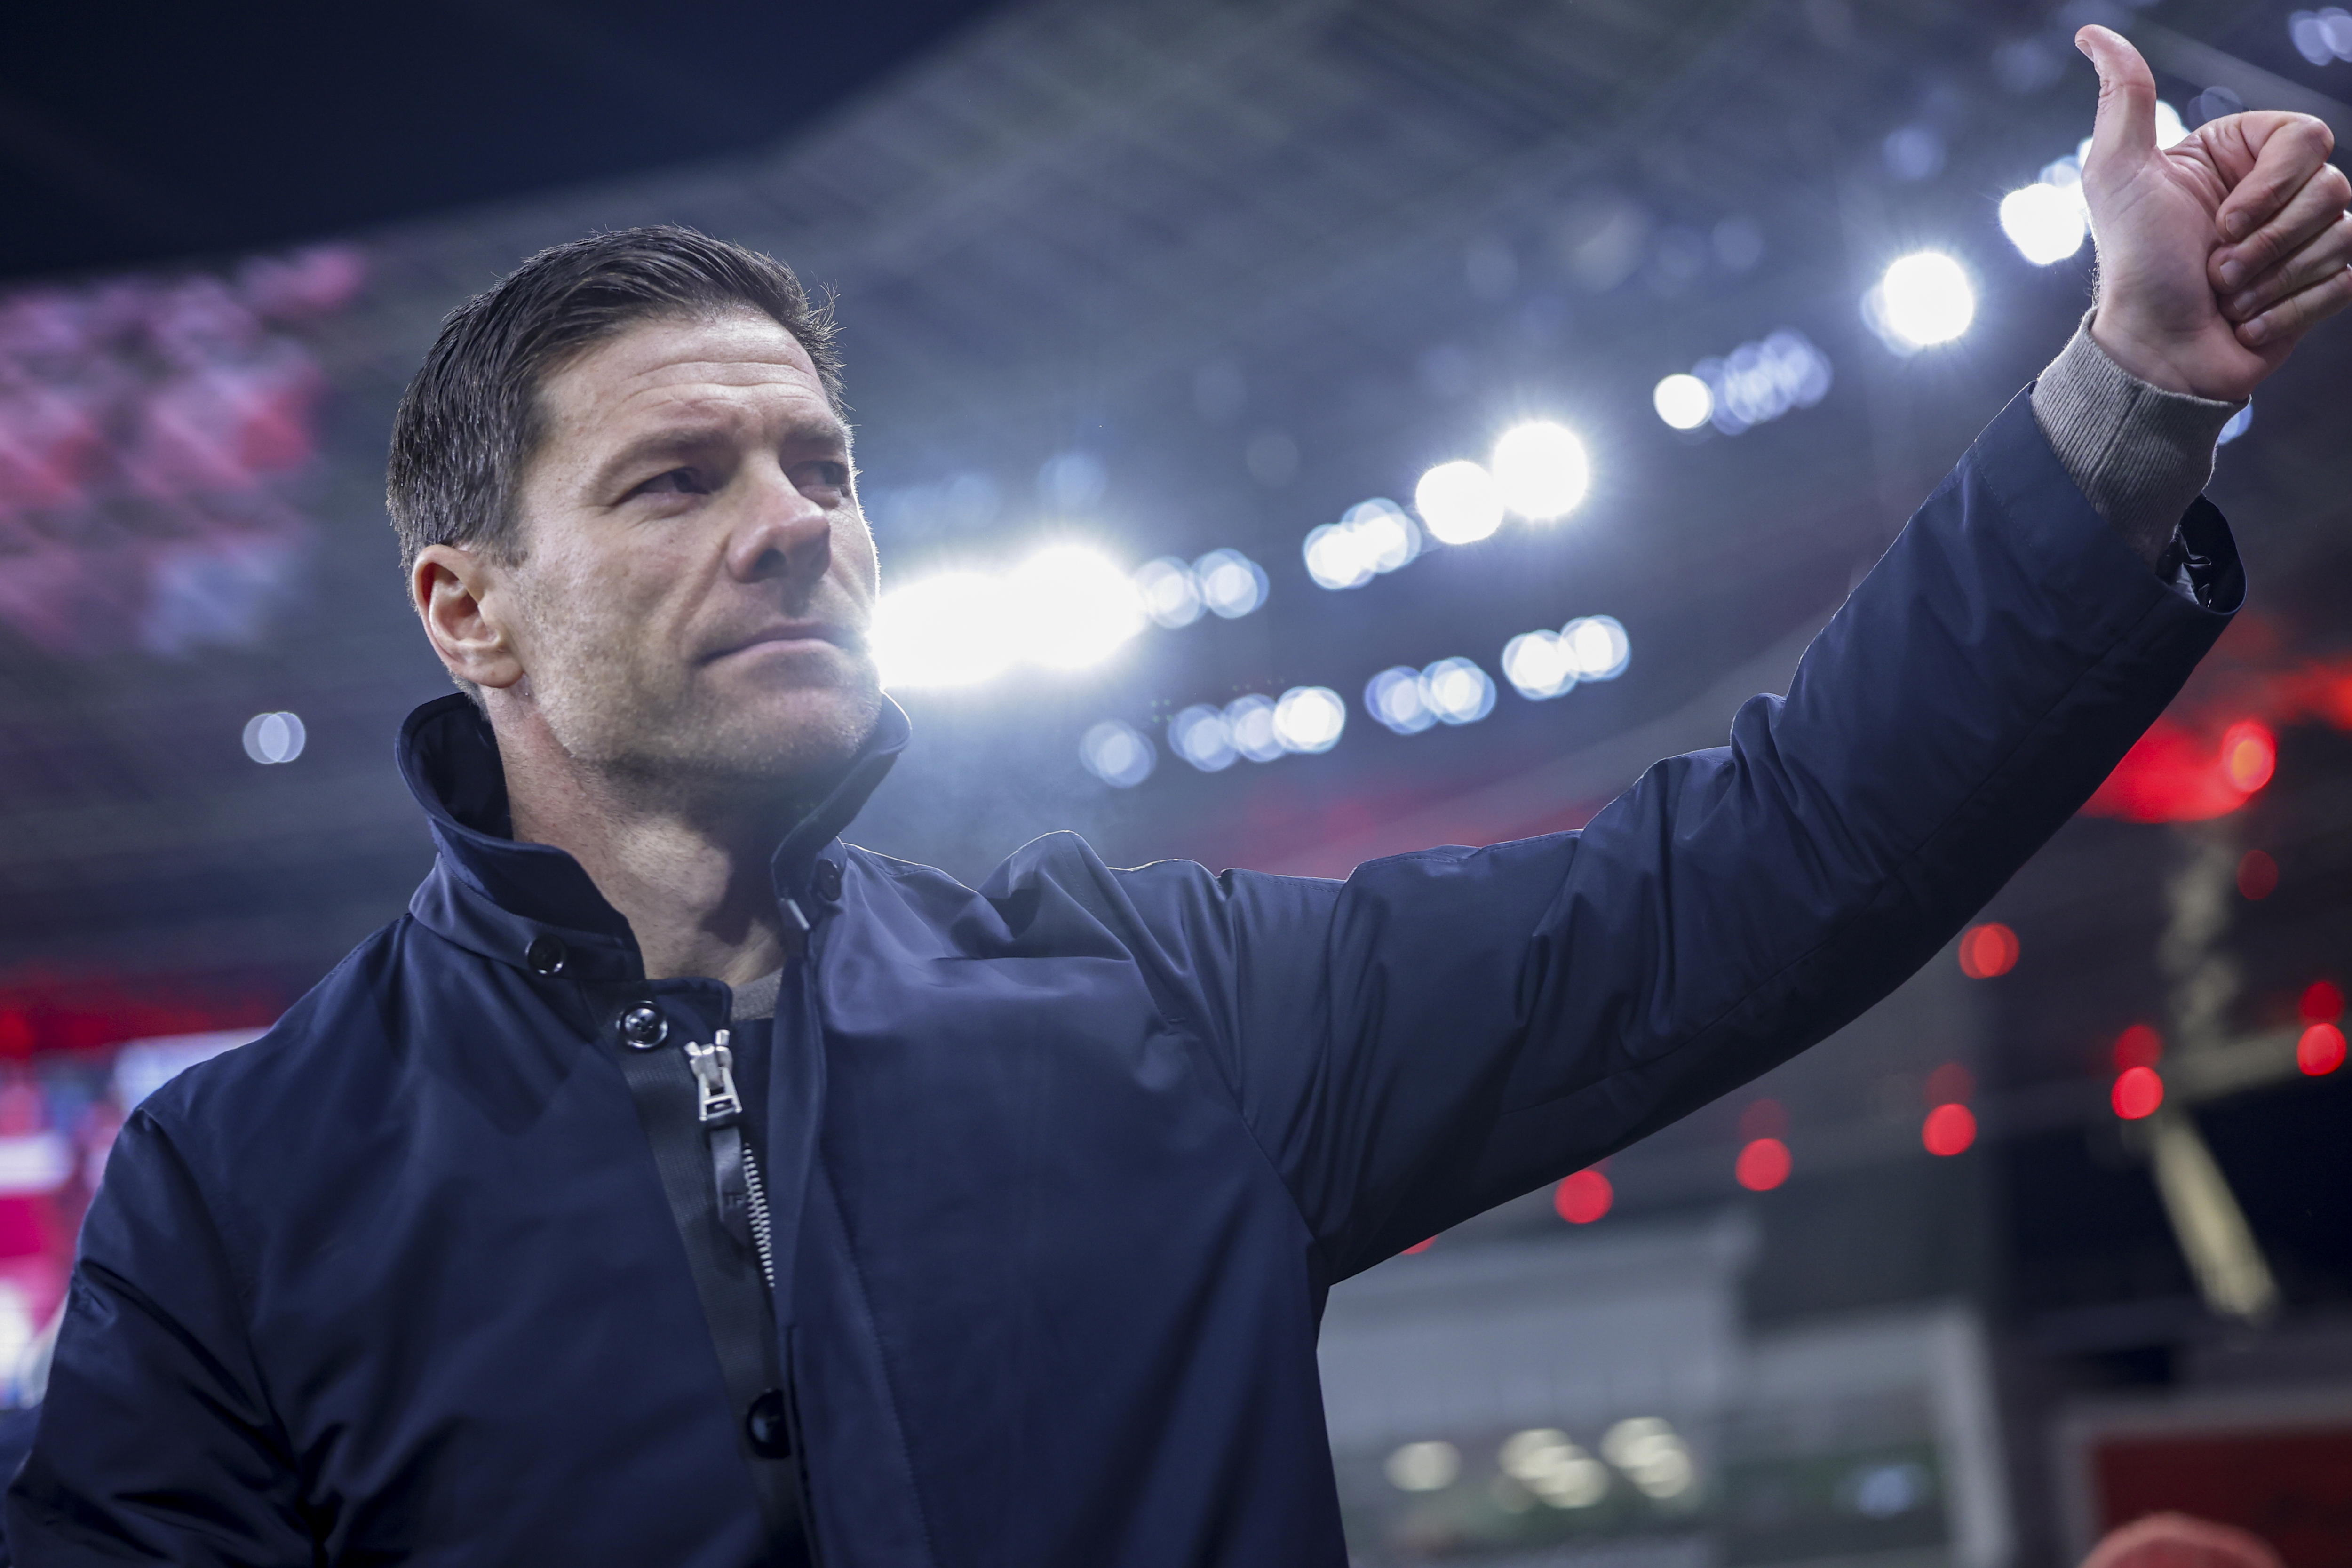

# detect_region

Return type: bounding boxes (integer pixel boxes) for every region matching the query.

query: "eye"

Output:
[632,468,709,499]
[797,461,852,494]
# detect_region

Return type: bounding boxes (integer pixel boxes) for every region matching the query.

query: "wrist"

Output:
[2087,307,2202,396]
[2089,303,2211,395]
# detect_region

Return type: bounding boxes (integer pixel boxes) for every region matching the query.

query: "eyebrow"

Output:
[586,414,854,497]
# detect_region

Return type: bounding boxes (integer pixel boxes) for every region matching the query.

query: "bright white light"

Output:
[2218,402,2252,445]
[871,571,1010,690]
[1273,686,1347,754]
[1079,720,1155,788]
[1562,615,1631,681]
[1386,1441,1460,1492]
[1499,1429,1611,1510]
[1867,251,1975,352]
[1653,373,1714,431]
[1343,499,1421,573]
[1134,557,1204,628]
[1169,704,1237,772]
[1422,657,1496,725]
[1998,184,2088,266]
[1502,629,1578,700]
[2154,99,2188,149]
[1602,1417,1695,1501]
[1365,667,1437,735]
[1414,459,1505,545]
[241,711,306,764]
[1224,694,1284,762]
[1194,549,1268,619]
[1308,501,1422,590]
[1303,523,1375,591]
[1007,546,1145,670]
[1490,422,1591,521]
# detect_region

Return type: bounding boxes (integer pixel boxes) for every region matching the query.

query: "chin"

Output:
[698,681,883,785]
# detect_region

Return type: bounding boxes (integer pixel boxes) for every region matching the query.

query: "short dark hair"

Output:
[386,225,842,582]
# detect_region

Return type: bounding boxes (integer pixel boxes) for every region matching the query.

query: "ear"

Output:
[413,543,526,692]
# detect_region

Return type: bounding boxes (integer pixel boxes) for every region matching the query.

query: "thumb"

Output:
[2077,25,2159,170]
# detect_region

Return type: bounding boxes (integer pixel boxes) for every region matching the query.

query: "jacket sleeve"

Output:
[4,1110,313,1566]
[1141,389,2240,1282]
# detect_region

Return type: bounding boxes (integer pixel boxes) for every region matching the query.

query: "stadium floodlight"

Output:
[1653,374,1714,431]
[1489,421,1590,521]
[1414,460,1505,545]
[1998,183,2087,266]
[1272,686,1347,753]
[1008,546,1145,670]
[870,571,1011,690]
[1866,251,1975,352]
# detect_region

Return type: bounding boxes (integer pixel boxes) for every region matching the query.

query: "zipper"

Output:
[685,1030,776,1291]
[611,999,810,1559]
[741,1141,776,1291]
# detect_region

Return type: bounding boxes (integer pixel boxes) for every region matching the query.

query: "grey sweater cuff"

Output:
[2030,313,2243,569]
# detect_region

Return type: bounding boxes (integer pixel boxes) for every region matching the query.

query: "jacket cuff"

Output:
[2029,312,2244,570]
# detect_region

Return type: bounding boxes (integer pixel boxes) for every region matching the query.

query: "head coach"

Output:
[9,30,2349,1568]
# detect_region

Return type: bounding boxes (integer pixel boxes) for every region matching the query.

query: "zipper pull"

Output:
[685,1031,744,1126]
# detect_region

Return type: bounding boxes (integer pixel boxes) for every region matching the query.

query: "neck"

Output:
[496,717,809,986]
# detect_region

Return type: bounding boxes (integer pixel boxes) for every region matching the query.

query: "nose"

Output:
[725,469,833,588]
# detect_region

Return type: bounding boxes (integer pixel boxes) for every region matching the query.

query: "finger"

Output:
[2223,213,2352,320]
[2214,161,2352,294]
[2209,112,2336,243]
[2235,257,2352,349]
[2076,26,2158,171]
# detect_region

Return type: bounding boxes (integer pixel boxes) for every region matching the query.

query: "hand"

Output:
[2076,25,2352,401]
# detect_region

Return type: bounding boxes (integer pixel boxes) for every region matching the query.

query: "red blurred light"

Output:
[2297,1024,2347,1077]
[1402,1237,1435,1256]
[2112,1024,2164,1072]
[2236,850,2279,900]
[2084,717,2274,823]
[1735,1137,1792,1191]
[2112,1065,2165,1120]
[2300,981,2344,1024]
[1553,1170,1613,1224]
[1956,923,2019,979]
[1738,1098,1788,1139]
[1922,1102,1977,1156]
[1924,1062,1975,1106]
[2220,720,2276,792]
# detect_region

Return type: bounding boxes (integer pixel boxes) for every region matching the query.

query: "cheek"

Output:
[517,543,676,665]
[838,513,882,601]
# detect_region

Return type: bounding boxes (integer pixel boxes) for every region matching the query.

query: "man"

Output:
[8,28,2349,1567]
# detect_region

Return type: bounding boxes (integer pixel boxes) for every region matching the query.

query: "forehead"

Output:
[535,310,833,437]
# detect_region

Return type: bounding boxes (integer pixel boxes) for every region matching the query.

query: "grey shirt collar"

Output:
[729,969,784,1022]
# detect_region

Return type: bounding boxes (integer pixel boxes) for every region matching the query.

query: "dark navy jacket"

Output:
[6,394,2237,1565]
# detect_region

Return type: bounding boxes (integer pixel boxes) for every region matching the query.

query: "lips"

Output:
[705,623,858,663]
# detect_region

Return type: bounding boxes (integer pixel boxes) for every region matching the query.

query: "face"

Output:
[453,311,883,796]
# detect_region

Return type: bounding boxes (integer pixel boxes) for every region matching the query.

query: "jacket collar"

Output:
[398,692,910,980]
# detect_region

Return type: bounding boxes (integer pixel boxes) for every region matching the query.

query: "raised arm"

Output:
[1151,30,2345,1281]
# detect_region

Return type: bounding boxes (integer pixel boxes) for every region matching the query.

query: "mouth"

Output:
[705,622,861,664]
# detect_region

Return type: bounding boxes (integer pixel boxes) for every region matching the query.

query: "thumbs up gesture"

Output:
[2076,25,2350,402]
